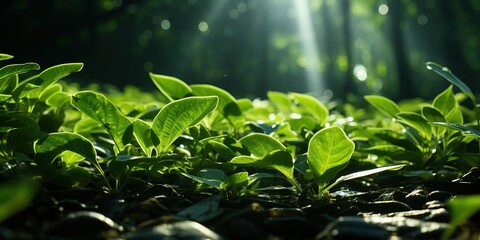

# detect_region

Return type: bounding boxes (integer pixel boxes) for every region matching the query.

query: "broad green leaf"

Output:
[365,95,401,118]
[191,84,242,124]
[0,75,17,94]
[236,98,254,112]
[46,92,71,110]
[152,96,218,154]
[207,140,237,161]
[287,115,317,131]
[0,181,36,223]
[61,151,85,167]
[307,126,355,189]
[290,92,328,126]
[396,112,433,141]
[0,94,10,102]
[71,91,133,150]
[0,54,13,61]
[0,63,40,80]
[182,169,227,189]
[267,91,292,112]
[442,195,480,239]
[133,119,155,157]
[0,112,39,132]
[231,150,298,189]
[430,122,480,139]
[13,63,83,102]
[238,133,286,158]
[324,164,405,192]
[433,86,457,116]
[220,171,249,191]
[445,107,464,124]
[426,62,476,103]
[422,106,447,137]
[34,132,97,167]
[149,73,192,101]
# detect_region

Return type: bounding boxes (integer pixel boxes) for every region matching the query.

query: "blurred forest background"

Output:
[1,0,479,101]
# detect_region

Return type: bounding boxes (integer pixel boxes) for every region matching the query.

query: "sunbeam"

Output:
[294,0,323,97]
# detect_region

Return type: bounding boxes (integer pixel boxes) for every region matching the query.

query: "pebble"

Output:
[122,220,222,240]
[48,211,123,238]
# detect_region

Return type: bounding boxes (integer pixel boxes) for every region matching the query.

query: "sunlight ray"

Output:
[294,0,323,96]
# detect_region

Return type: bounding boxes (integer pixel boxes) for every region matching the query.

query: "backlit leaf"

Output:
[191,84,242,125]
[13,63,83,102]
[290,92,328,126]
[0,63,40,80]
[365,95,401,118]
[34,132,101,173]
[422,106,447,137]
[238,133,286,158]
[152,96,218,154]
[71,91,133,151]
[325,164,405,192]
[231,150,295,184]
[433,86,457,116]
[0,53,13,61]
[307,126,355,189]
[150,73,192,101]
[426,62,476,103]
[133,119,155,157]
[396,112,433,141]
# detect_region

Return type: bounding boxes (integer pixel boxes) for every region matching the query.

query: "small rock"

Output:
[404,187,428,209]
[123,220,222,240]
[315,216,391,240]
[48,211,123,238]
[424,200,446,209]
[427,190,452,202]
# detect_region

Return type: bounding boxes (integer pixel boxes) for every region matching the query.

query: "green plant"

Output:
[1,53,478,207]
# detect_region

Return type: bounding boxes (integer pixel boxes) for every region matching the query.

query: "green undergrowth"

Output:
[1,53,479,235]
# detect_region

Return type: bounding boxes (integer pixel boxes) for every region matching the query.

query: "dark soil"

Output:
[2,170,480,240]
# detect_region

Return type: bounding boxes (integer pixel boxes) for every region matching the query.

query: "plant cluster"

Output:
[1,53,479,238]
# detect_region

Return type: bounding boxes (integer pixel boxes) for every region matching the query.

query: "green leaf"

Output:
[0,181,36,223]
[396,112,433,141]
[149,73,192,101]
[307,126,355,189]
[445,107,464,124]
[207,140,237,161]
[422,106,447,138]
[0,54,14,61]
[238,133,286,158]
[267,91,292,112]
[442,195,480,239]
[433,86,457,116]
[182,169,226,189]
[290,92,328,126]
[152,96,218,154]
[220,171,249,192]
[191,84,242,125]
[430,122,480,139]
[324,164,405,192]
[426,62,476,103]
[133,119,156,157]
[0,75,17,94]
[0,63,40,80]
[13,63,83,101]
[231,150,295,184]
[71,91,133,150]
[34,132,97,167]
[365,95,401,118]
